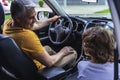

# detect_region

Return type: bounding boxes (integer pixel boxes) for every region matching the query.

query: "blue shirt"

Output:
[77,61,120,80]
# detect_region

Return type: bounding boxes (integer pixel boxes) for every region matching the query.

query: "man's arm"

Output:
[32,46,74,67]
[32,16,60,30]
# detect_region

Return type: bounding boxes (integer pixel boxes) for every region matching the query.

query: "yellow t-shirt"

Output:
[3,19,45,70]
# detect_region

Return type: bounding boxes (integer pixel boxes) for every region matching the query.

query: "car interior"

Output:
[0,0,118,80]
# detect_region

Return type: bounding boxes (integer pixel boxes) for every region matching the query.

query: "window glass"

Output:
[56,0,111,19]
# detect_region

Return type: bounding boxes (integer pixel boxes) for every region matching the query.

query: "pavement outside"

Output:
[63,5,108,14]
[61,5,111,18]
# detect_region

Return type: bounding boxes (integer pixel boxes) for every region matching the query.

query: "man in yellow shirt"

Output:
[3,0,77,70]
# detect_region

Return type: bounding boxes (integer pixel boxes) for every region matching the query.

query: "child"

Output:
[77,27,118,80]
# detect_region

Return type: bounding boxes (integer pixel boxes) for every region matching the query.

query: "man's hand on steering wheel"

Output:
[48,16,73,45]
[49,16,61,22]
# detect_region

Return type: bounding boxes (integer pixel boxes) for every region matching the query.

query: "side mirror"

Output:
[37,11,49,21]
[82,0,98,3]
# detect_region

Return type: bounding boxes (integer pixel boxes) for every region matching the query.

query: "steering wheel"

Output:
[48,16,73,45]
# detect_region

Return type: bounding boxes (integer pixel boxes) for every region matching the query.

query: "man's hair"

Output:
[10,0,35,27]
[10,0,26,20]
[82,27,115,63]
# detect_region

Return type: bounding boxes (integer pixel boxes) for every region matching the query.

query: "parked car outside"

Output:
[0,0,11,14]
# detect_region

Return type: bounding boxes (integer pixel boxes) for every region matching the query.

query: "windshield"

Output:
[56,0,111,19]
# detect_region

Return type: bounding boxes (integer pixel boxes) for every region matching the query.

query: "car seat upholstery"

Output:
[0,34,39,80]
[0,34,67,80]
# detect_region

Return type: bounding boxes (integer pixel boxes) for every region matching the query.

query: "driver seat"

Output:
[0,34,67,80]
[0,34,39,80]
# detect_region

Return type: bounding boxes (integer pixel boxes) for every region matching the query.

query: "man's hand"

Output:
[58,46,75,56]
[49,16,61,22]
[32,16,60,30]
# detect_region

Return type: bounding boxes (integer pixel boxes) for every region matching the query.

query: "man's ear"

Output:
[14,16,21,23]
[14,15,26,27]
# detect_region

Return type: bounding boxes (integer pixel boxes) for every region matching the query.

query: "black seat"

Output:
[0,34,39,80]
[0,34,67,80]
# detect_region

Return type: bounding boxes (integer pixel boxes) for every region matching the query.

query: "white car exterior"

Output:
[0,0,11,14]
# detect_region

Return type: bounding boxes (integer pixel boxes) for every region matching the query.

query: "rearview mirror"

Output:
[82,0,98,3]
